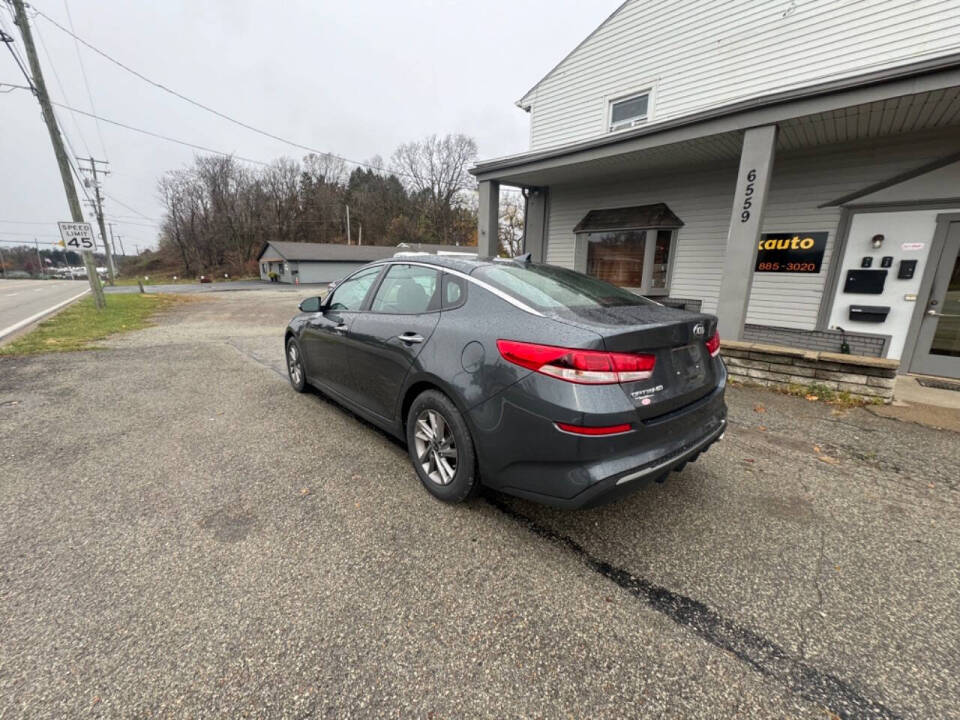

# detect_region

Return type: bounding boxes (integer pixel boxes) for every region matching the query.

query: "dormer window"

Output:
[609,92,649,132]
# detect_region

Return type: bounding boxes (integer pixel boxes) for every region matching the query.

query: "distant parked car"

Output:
[284,255,727,509]
[199,275,212,284]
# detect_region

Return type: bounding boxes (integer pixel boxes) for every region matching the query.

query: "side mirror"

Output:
[298,296,322,313]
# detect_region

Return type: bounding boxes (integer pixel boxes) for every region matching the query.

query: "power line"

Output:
[0,219,60,224]
[1,16,94,206]
[32,15,93,158]
[33,6,410,178]
[47,96,272,166]
[101,191,154,220]
[0,229,62,237]
[0,237,62,245]
[62,0,108,161]
[103,217,160,229]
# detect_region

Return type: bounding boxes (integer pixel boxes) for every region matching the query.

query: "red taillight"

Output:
[496,339,655,384]
[556,422,633,436]
[705,330,720,358]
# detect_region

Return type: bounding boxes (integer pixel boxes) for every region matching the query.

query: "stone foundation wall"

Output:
[742,324,888,358]
[721,340,899,403]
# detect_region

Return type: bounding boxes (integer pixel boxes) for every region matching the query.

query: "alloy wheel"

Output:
[413,409,458,485]
[287,343,303,386]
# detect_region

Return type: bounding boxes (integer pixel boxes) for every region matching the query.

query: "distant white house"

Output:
[473,0,960,379]
[257,241,473,284]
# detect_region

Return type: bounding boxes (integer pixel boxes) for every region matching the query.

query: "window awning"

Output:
[573,203,684,233]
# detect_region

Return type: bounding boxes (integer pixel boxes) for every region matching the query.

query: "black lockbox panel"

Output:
[898,259,917,279]
[843,269,887,294]
[848,305,890,323]
[881,256,893,268]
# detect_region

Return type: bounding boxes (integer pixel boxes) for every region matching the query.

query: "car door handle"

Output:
[927,310,960,318]
[399,332,424,344]
[333,323,348,334]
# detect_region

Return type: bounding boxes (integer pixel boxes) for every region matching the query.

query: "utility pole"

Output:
[358,223,362,246]
[79,157,115,285]
[34,238,44,278]
[0,245,7,279]
[10,0,104,308]
[116,234,127,257]
[345,205,351,245]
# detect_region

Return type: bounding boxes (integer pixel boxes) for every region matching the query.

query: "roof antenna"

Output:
[513,252,532,264]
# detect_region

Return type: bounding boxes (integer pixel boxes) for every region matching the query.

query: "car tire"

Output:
[406,390,479,503]
[286,337,307,393]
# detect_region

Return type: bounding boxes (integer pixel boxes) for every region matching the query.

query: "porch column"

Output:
[717,125,778,340]
[523,187,548,262]
[478,180,500,257]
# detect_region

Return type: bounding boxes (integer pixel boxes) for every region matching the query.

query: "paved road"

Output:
[0,279,89,340]
[1,291,958,718]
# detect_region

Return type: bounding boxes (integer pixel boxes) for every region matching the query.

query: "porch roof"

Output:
[472,54,960,188]
[573,203,684,233]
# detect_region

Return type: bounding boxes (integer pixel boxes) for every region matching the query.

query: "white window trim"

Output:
[577,227,677,296]
[605,85,657,134]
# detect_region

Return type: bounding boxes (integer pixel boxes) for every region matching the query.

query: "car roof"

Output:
[371,254,509,275]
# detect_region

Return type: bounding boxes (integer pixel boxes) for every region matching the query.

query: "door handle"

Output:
[927,310,960,318]
[399,332,424,344]
[333,323,348,334]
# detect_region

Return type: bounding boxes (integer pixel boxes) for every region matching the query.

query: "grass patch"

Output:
[0,293,177,356]
[111,275,257,286]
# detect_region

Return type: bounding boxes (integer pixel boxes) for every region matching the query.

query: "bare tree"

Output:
[390,134,478,244]
[155,135,481,276]
[498,191,525,257]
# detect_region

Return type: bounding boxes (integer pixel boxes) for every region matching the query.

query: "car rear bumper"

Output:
[467,367,727,509]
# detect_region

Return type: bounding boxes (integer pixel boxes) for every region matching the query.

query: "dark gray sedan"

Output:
[285,255,726,508]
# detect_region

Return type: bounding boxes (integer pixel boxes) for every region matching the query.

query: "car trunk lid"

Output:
[553,304,719,419]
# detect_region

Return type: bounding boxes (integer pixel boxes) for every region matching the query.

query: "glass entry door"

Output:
[909,219,960,379]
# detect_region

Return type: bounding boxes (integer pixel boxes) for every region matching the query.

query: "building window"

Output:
[574,203,682,295]
[609,92,649,132]
[587,230,647,287]
[650,230,673,290]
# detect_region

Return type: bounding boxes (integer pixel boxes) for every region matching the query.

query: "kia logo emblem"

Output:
[693,323,705,337]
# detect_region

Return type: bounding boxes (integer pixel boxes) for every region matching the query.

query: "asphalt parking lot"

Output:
[2,291,958,718]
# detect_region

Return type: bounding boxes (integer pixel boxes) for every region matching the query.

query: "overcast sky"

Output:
[0,0,619,252]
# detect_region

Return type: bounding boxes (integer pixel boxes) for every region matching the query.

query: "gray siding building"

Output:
[257,242,475,285]
[473,0,960,379]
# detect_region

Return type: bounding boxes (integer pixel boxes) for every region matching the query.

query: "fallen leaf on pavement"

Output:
[818,456,840,465]
[813,445,822,453]
[805,394,819,401]
[300,487,310,495]
[754,404,766,413]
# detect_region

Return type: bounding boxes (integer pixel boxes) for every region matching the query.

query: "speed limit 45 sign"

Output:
[57,221,96,251]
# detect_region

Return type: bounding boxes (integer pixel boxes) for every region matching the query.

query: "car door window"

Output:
[370,265,440,314]
[327,267,382,311]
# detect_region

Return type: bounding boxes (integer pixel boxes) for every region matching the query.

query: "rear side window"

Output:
[474,263,654,312]
[370,264,440,314]
[442,274,467,309]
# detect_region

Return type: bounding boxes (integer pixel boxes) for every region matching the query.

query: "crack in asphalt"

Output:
[485,494,902,720]
[797,529,828,662]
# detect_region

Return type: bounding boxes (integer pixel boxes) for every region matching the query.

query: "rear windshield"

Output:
[473,263,654,312]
